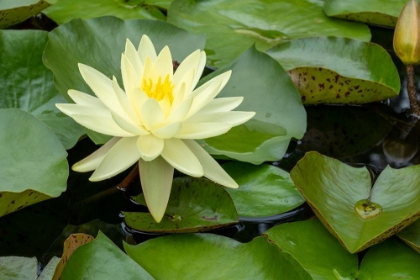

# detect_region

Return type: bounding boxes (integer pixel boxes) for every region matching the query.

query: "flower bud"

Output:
[394,0,420,65]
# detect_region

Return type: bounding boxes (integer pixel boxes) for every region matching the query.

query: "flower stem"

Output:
[406,64,420,115]
[117,163,139,190]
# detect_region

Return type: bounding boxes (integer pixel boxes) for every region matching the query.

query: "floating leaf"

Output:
[359,237,420,278]
[0,109,68,217]
[222,162,305,217]
[168,0,371,67]
[0,30,84,149]
[397,219,420,253]
[144,0,173,10]
[0,0,54,28]
[299,105,393,158]
[53,234,95,280]
[290,151,420,253]
[266,37,400,104]
[43,0,165,24]
[126,177,238,233]
[199,47,306,164]
[124,234,312,279]
[43,17,205,144]
[324,0,406,27]
[0,256,37,280]
[264,220,359,279]
[61,232,153,280]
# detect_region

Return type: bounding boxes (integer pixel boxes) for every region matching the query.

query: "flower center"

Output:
[142,74,174,104]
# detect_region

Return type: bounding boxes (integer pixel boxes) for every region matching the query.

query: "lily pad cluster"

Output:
[2,0,420,278]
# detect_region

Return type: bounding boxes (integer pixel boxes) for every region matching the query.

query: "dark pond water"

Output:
[1,21,419,267]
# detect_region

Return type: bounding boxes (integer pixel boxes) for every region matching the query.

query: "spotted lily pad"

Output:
[43,0,165,24]
[125,177,239,233]
[222,162,305,218]
[168,0,370,68]
[43,17,205,144]
[290,151,420,253]
[324,0,407,27]
[53,234,95,280]
[0,0,54,28]
[198,47,306,164]
[0,30,84,149]
[266,37,400,104]
[124,233,311,279]
[0,109,68,217]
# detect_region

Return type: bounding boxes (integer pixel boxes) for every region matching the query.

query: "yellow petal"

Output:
[68,89,106,108]
[90,137,140,181]
[184,140,238,188]
[197,97,244,114]
[72,137,120,172]
[175,122,231,139]
[139,98,165,131]
[124,39,143,78]
[138,35,157,64]
[139,157,174,223]
[161,138,203,177]
[152,121,182,139]
[136,134,164,161]
[185,111,255,126]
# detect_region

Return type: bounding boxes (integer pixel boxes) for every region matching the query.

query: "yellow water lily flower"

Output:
[56,35,255,222]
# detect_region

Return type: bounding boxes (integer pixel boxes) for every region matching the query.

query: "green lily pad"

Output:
[0,30,84,149]
[144,0,173,10]
[359,237,420,278]
[199,46,306,164]
[397,219,420,253]
[299,105,393,158]
[168,0,371,68]
[43,0,165,24]
[264,220,359,279]
[124,234,312,279]
[43,17,205,144]
[290,151,420,253]
[61,232,153,280]
[0,109,68,217]
[266,37,400,104]
[0,0,54,28]
[0,256,37,280]
[222,162,305,218]
[126,177,238,233]
[324,0,406,27]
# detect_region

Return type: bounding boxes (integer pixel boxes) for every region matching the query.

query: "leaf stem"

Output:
[117,163,139,190]
[406,64,420,115]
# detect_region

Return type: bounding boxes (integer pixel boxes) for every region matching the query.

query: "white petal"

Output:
[191,51,206,90]
[185,111,255,126]
[141,56,159,83]
[152,121,182,139]
[161,138,203,177]
[173,50,200,86]
[111,112,149,136]
[136,134,164,161]
[121,55,142,102]
[68,89,106,108]
[125,39,143,78]
[175,122,231,139]
[139,98,165,131]
[90,137,140,181]
[56,104,135,137]
[78,64,125,114]
[111,76,139,123]
[167,98,193,123]
[198,97,244,114]
[138,35,157,64]
[72,137,120,172]
[155,46,173,79]
[186,71,231,118]
[139,157,174,223]
[171,71,193,110]
[184,140,238,188]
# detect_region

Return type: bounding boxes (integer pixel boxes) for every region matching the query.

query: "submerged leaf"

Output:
[126,177,238,233]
